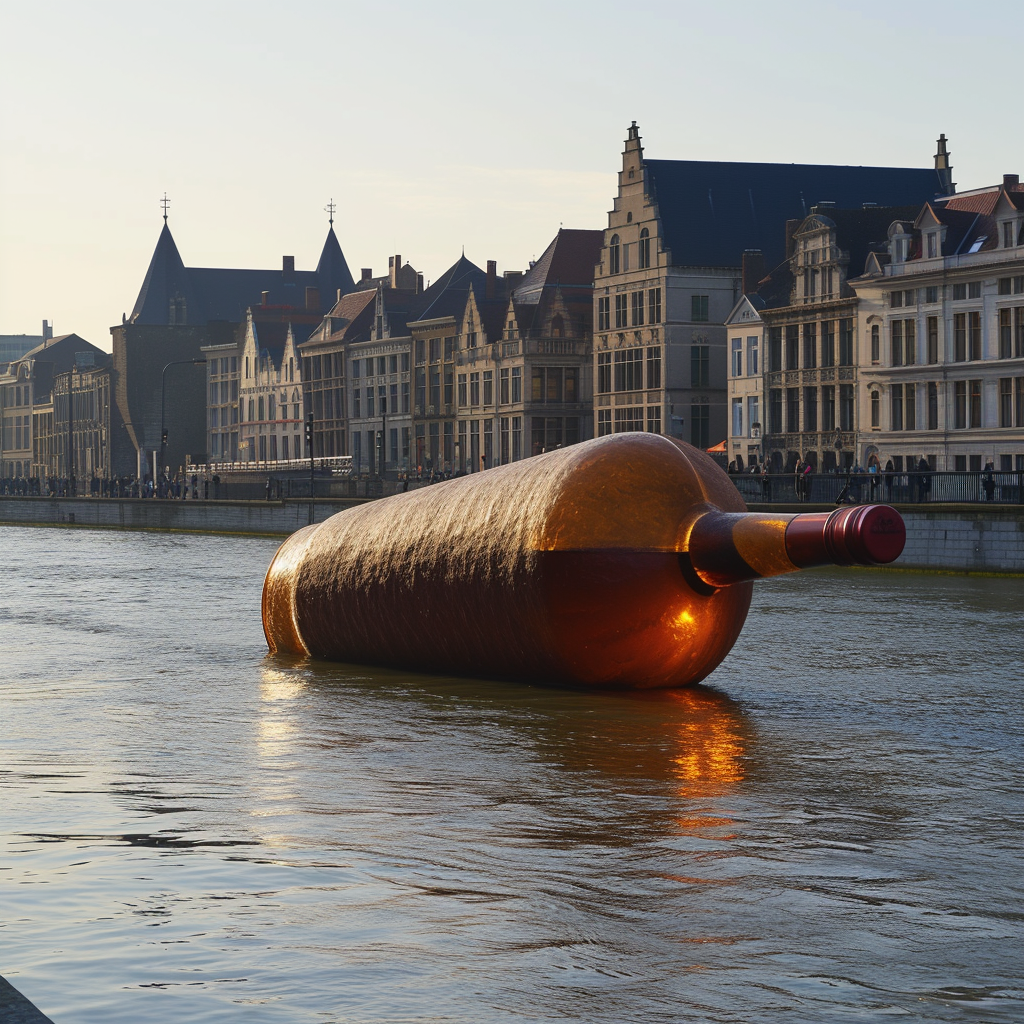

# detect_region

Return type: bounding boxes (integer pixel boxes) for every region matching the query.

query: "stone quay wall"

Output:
[0,497,1022,574]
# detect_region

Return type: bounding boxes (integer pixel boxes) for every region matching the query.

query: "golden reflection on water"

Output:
[665,688,748,841]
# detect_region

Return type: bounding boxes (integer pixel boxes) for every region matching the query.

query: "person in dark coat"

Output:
[884,459,895,502]
[983,461,996,501]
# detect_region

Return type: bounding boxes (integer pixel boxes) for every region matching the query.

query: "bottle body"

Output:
[263,434,904,690]
[264,433,752,689]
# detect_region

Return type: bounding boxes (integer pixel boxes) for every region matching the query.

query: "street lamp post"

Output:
[161,358,206,494]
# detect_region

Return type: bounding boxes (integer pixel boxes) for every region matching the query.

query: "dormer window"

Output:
[1002,221,1017,248]
[927,232,938,258]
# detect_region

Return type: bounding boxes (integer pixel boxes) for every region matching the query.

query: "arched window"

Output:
[639,228,651,269]
[609,235,620,275]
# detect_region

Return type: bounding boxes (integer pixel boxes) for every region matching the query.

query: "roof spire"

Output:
[161,192,170,224]
[325,198,336,227]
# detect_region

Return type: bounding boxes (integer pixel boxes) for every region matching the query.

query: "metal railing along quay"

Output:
[730,470,1024,505]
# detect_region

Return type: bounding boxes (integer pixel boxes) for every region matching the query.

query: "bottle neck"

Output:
[685,505,905,589]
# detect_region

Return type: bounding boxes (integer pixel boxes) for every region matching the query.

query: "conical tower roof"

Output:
[316,226,356,299]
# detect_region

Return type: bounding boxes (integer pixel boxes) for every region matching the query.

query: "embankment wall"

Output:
[1,498,1022,573]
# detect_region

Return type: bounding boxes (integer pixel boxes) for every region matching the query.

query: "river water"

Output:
[1,527,1021,1023]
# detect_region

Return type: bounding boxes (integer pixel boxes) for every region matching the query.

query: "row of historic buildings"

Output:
[4,125,1019,484]
[725,148,1024,473]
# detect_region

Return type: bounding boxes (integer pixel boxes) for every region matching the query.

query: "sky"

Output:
[0,0,1017,351]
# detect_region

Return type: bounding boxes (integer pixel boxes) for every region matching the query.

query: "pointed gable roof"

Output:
[130,223,203,324]
[514,229,604,305]
[643,158,942,269]
[129,221,358,327]
[411,255,487,322]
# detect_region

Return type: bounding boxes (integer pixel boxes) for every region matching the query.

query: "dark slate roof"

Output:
[410,255,487,323]
[816,205,921,277]
[21,333,108,366]
[644,159,944,269]
[315,227,356,296]
[130,224,356,326]
[251,321,293,366]
[514,228,604,304]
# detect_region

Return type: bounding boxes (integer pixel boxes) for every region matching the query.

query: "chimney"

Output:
[282,255,295,282]
[42,319,52,342]
[486,260,497,299]
[361,267,372,282]
[261,290,270,306]
[337,288,343,302]
[934,134,955,196]
[741,250,765,296]
[785,218,801,259]
[503,270,523,293]
[416,273,424,294]
[305,286,320,312]
[1004,174,1020,190]
[390,255,401,289]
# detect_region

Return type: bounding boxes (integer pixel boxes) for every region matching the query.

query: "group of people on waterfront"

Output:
[726,458,1015,504]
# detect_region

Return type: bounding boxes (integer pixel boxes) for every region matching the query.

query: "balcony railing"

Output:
[729,470,1024,505]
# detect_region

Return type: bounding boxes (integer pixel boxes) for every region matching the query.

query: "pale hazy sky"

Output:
[0,0,1015,350]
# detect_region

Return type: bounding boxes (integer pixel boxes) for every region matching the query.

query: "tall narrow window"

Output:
[955,381,967,428]
[871,324,880,364]
[747,336,758,375]
[969,379,982,427]
[839,319,854,365]
[904,319,916,365]
[822,386,835,431]
[928,382,938,430]
[840,384,854,430]
[769,327,783,371]
[691,295,709,322]
[1000,377,1013,426]
[638,228,651,269]
[891,386,904,431]
[631,291,645,327]
[905,383,916,430]
[871,390,880,427]
[954,314,967,361]
[821,321,835,367]
[646,346,661,389]
[968,312,982,360]
[731,338,743,377]
[786,325,799,370]
[1000,309,1012,358]
[647,287,662,324]
[803,322,817,368]
[804,387,818,431]
[615,294,628,328]
[927,316,939,364]
[891,320,903,366]
[597,352,611,394]
[597,296,610,331]
[786,388,799,432]
[608,235,620,275]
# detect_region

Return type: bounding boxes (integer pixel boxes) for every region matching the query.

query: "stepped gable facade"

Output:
[595,122,947,453]
[112,217,356,476]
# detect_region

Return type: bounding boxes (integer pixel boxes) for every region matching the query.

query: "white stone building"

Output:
[850,174,1024,471]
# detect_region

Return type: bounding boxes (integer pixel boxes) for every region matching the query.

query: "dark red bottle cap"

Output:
[823,505,906,566]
